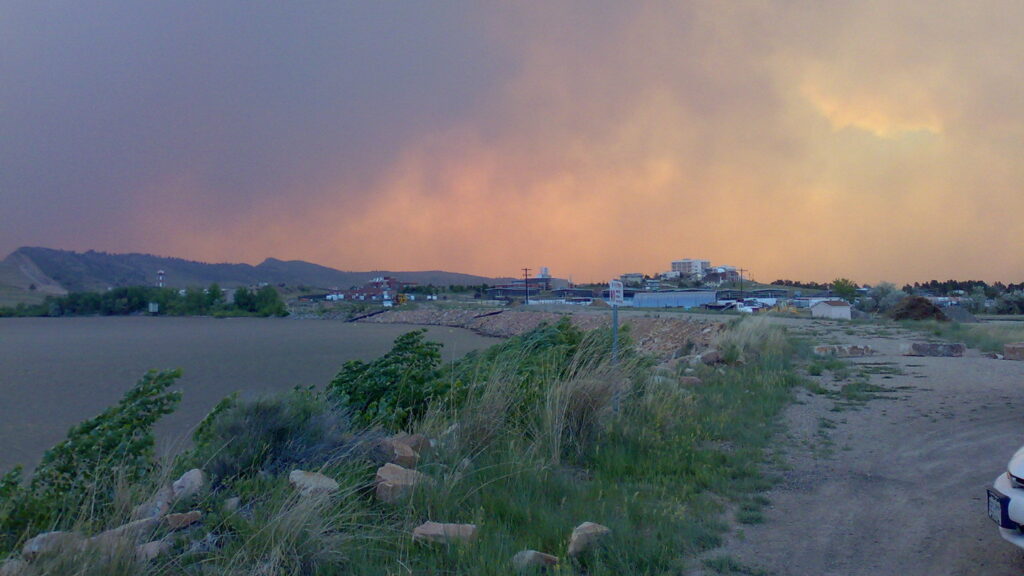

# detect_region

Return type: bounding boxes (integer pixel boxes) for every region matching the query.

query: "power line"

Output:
[522,267,531,305]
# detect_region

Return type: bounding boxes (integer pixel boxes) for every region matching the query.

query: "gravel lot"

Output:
[703,318,1024,575]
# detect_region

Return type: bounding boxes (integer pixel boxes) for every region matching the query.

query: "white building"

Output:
[811,300,852,320]
[620,273,644,286]
[671,259,710,277]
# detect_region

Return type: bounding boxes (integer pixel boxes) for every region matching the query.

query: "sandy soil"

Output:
[0,317,499,473]
[701,318,1024,575]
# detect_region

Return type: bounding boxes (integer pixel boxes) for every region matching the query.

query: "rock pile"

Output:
[813,344,874,357]
[12,468,210,570]
[900,342,966,357]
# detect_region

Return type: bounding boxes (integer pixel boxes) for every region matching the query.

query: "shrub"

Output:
[328,329,443,429]
[186,388,354,486]
[0,370,181,551]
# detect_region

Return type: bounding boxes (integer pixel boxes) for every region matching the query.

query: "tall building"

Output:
[671,259,710,277]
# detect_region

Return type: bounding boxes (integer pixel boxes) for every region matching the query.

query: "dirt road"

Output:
[708,319,1024,575]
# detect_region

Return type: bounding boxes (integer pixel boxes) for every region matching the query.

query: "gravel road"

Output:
[705,319,1024,575]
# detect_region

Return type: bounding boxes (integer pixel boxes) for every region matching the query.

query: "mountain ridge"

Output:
[0,247,508,296]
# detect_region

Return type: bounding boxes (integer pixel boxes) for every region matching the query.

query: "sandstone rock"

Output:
[511,549,559,571]
[984,352,1005,360]
[700,349,722,365]
[21,531,84,560]
[900,342,966,357]
[288,470,339,495]
[223,497,241,513]
[678,376,703,387]
[166,510,202,530]
[1004,343,1024,361]
[135,539,172,562]
[0,559,28,576]
[391,440,420,468]
[393,432,432,454]
[132,485,173,520]
[567,522,610,557]
[92,517,160,547]
[813,344,874,358]
[172,469,206,501]
[375,463,429,503]
[411,521,478,545]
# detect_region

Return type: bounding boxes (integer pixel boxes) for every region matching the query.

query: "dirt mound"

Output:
[887,295,948,321]
[939,305,977,323]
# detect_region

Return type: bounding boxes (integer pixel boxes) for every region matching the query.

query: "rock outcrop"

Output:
[1004,343,1024,361]
[567,522,610,557]
[375,463,429,503]
[288,470,340,495]
[511,549,559,571]
[412,521,478,545]
[172,469,206,500]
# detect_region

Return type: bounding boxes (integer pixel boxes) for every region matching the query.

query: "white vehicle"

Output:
[989,446,1024,547]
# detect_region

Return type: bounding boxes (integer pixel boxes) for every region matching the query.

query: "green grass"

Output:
[901,320,1024,353]
[2,318,804,575]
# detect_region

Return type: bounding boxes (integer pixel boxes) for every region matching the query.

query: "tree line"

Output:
[0,284,287,317]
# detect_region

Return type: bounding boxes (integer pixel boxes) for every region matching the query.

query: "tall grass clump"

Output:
[714,316,794,367]
[903,319,1024,353]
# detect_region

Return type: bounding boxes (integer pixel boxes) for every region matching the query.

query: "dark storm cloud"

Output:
[3,1,1024,283]
[0,1,507,253]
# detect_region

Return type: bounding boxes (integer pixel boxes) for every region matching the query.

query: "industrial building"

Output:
[631,290,717,309]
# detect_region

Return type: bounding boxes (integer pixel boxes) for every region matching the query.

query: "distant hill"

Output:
[0,247,507,297]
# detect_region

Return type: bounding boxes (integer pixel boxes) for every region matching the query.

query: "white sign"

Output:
[608,279,624,306]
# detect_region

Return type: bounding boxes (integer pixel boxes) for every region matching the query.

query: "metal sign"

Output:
[608,279,624,307]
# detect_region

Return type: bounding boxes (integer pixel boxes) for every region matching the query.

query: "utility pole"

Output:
[738,268,747,294]
[522,267,531,305]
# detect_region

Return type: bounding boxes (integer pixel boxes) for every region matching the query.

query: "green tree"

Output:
[254,285,287,316]
[234,287,256,312]
[328,330,442,428]
[207,283,225,309]
[183,286,207,314]
[831,278,858,303]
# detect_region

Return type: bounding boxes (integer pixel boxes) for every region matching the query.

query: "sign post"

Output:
[608,279,624,365]
[608,279,624,413]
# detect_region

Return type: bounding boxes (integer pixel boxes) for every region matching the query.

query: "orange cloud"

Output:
[139,2,1024,285]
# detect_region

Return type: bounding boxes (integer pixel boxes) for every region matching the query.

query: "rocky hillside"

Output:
[0,247,504,295]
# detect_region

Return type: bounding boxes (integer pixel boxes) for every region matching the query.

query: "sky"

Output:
[2,1,1023,285]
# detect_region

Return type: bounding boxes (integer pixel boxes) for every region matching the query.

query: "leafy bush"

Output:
[328,329,443,429]
[186,388,354,485]
[0,370,181,551]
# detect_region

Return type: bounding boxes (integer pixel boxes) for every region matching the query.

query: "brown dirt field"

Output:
[0,317,499,473]
[695,318,1024,575]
